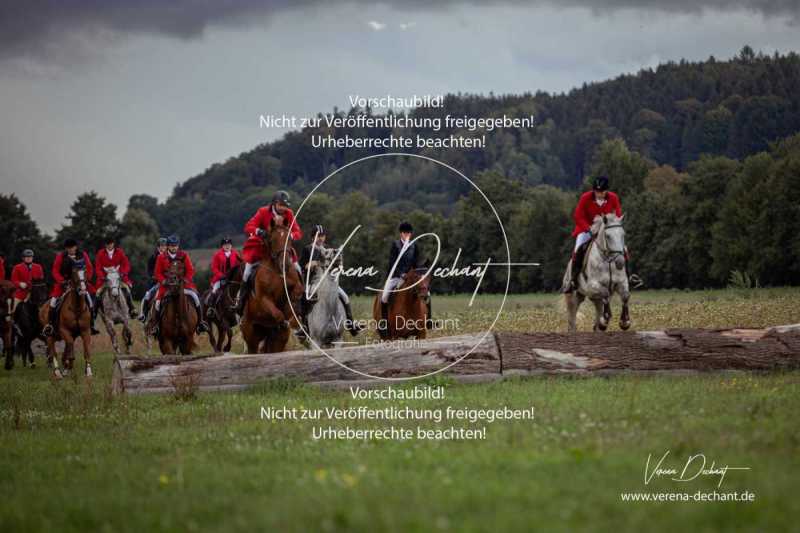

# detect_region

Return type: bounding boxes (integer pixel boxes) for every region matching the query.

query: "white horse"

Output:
[98,267,133,354]
[563,213,631,332]
[305,247,346,348]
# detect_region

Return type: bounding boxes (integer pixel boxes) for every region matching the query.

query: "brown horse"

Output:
[240,221,304,353]
[156,261,198,355]
[0,280,15,370]
[38,262,92,378]
[372,268,432,340]
[204,264,241,353]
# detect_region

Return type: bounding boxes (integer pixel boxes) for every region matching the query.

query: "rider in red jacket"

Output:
[148,234,208,333]
[10,249,45,314]
[234,190,303,315]
[44,239,100,336]
[95,236,136,318]
[564,176,623,293]
[205,237,241,312]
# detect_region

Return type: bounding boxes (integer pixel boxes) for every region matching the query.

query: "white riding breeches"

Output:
[575,230,592,251]
[338,287,349,304]
[381,277,403,304]
[155,289,201,310]
[242,262,255,283]
[212,281,222,292]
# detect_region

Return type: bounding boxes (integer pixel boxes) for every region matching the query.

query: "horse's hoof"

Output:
[29,362,36,369]
[85,365,93,378]
[62,368,70,377]
[597,323,608,331]
[620,321,631,331]
[53,369,63,380]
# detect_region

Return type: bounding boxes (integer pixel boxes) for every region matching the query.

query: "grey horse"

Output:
[98,267,133,354]
[563,213,631,332]
[305,247,346,348]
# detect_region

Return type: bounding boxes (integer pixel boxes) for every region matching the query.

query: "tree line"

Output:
[2,47,798,294]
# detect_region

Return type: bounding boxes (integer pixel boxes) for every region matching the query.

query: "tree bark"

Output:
[112,324,800,395]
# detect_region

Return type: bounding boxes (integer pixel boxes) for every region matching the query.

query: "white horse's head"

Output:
[595,214,626,269]
[104,266,121,296]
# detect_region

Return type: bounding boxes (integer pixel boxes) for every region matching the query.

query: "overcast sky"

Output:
[2,1,800,232]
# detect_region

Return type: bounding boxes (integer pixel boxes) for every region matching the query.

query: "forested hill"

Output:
[133,47,800,248]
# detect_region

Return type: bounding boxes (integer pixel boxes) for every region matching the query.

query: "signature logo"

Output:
[644,451,750,488]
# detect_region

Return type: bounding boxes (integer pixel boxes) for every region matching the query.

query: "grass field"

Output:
[1,288,799,532]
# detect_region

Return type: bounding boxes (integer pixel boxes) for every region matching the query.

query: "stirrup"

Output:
[42,324,54,336]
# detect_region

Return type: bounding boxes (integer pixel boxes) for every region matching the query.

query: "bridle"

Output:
[596,222,625,261]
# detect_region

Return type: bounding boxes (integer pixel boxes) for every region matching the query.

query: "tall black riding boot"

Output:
[342,299,362,335]
[565,243,588,293]
[377,302,389,339]
[43,306,58,336]
[425,298,433,330]
[124,288,136,318]
[90,303,100,335]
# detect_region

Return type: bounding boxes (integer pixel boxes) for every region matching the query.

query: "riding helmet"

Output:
[63,238,78,249]
[272,190,291,207]
[166,234,180,246]
[104,236,116,245]
[22,249,34,257]
[593,175,610,191]
[220,237,233,246]
[398,221,413,233]
[313,225,327,236]
[157,237,168,246]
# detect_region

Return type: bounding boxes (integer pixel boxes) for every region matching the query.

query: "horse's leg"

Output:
[102,308,120,355]
[60,328,75,374]
[208,320,219,354]
[591,298,607,332]
[565,292,579,333]
[257,297,287,326]
[122,318,133,354]
[619,283,632,331]
[81,330,92,377]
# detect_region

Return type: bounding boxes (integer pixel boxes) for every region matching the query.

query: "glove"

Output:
[19,282,27,289]
[256,228,267,237]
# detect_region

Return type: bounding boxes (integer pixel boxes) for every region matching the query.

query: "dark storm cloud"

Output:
[2,0,798,62]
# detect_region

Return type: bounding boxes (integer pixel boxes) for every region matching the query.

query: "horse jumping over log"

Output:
[204,264,241,353]
[563,213,631,332]
[373,268,432,340]
[11,280,48,369]
[98,266,133,355]
[240,221,304,353]
[38,260,93,378]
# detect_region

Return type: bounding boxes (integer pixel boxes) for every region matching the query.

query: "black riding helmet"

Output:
[166,234,180,246]
[104,236,116,245]
[272,190,291,207]
[63,238,78,249]
[398,221,413,233]
[313,225,327,236]
[220,237,233,246]
[593,175,610,192]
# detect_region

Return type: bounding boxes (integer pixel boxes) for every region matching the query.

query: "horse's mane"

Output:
[225,262,242,282]
[591,213,623,232]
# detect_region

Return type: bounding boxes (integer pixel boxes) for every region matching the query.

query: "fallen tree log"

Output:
[112,324,800,395]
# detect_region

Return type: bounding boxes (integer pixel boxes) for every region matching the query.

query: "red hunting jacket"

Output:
[0,257,4,281]
[95,247,132,289]
[51,251,95,297]
[11,262,45,300]
[572,191,622,237]
[211,249,241,284]
[244,206,303,241]
[242,205,303,263]
[154,250,196,291]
